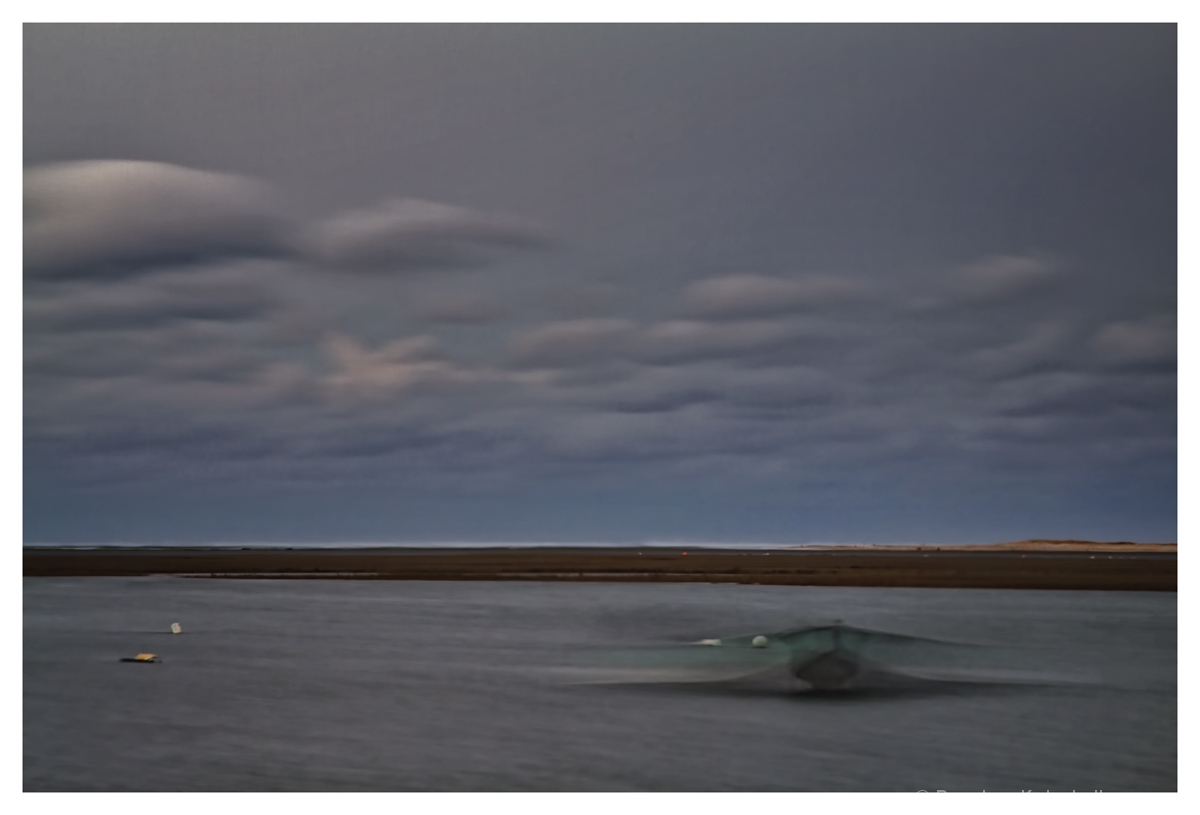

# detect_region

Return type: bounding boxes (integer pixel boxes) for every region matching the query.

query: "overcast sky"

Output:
[23,24,1176,544]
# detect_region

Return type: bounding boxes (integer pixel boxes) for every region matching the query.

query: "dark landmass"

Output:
[808,539,1177,553]
[23,541,1176,591]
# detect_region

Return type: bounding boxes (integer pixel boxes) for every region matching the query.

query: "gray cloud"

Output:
[24,278,1174,518]
[960,321,1077,380]
[24,268,278,333]
[1090,313,1176,370]
[543,362,849,416]
[681,273,870,320]
[975,371,1174,434]
[505,316,828,369]
[505,319,637,368]
[949,255,1061,303]
[417,293,511,324]
[535,282,625,318]
[307,197,550,272]
[25,321,263,381]
[24,161,290,279]
[632,319,817,365]
[26,249,1170,493]
[22,26,1175,543]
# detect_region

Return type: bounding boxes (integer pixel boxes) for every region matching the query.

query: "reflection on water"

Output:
[24,577,1175,791]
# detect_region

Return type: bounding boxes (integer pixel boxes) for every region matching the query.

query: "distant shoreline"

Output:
[19,538,1179,552]
[23,540,1176,591]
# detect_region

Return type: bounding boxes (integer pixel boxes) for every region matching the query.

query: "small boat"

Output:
[119,653,160,663]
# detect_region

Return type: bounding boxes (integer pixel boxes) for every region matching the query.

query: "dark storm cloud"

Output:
[24,161,290,279]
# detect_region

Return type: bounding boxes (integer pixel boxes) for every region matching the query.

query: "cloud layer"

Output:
[682,273,870,319]
[24,164,1175,518]
[25,161,288,279]
[309,198,550,272]
[24,162,550,281]
[21,26,1175,544]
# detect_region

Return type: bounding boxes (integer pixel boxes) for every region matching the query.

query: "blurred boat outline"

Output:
[555,621,1086,691]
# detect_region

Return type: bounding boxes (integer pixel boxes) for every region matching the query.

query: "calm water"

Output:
[24,577,1176,791]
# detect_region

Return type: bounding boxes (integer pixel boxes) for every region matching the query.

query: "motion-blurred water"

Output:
[24,577,1175,791]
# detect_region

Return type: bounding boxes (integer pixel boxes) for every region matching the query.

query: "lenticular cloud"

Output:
[24,160,289,279]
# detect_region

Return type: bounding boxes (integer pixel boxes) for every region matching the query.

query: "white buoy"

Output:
[751,635,769,648]
[171,622,181,634]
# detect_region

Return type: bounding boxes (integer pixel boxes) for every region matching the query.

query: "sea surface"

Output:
[24,577,1176,791]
